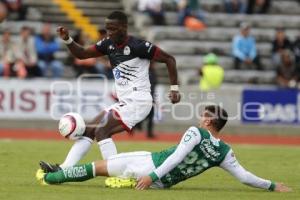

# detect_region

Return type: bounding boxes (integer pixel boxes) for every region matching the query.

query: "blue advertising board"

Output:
[242,88,300,124]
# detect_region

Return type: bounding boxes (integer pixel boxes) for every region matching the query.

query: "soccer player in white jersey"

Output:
[39,11,181,172]
[37,105,291,192]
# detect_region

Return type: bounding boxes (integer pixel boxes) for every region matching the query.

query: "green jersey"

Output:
[151,127,231,188]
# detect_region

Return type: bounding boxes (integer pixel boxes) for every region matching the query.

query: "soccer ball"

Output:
[58,112,86,140]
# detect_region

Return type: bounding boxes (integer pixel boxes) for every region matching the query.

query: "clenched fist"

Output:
[56,26,69,40]
[169,90,181,104]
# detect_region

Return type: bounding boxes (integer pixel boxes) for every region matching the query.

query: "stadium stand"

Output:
[1,0,299,85]
[126,0,300,85]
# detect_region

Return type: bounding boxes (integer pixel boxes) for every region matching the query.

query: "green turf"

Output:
[0,139,299,200]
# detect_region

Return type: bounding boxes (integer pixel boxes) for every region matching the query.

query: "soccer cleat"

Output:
[35,169,48,185]
[105,177,137,188]
[39,161,62,173]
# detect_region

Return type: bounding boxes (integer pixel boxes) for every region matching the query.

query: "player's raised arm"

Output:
[57,26,103,59]
[152,48,181,104]
[219,150,291,192]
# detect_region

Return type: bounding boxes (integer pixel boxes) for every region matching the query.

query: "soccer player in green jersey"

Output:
[36,105,291,192]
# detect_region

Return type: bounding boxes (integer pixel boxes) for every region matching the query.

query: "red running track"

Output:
[0,129,300,146]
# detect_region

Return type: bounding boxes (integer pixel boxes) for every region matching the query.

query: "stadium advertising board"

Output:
[242,88,300,124]
[0,79,115,120]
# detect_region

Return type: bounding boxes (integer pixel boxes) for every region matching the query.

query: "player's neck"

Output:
[115,35,129,48]
[208,128,220,138]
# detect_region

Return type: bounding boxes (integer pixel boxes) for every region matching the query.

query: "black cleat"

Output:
[39,161,62,173]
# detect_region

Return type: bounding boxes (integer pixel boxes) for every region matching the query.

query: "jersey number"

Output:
[177,151,209,177]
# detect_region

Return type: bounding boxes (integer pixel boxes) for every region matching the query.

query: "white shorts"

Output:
[107,151,164,189]
[105,91,152,131]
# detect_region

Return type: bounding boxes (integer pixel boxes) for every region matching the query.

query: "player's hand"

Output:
[274,182,292,192]
[135,176,152,190]
[56,26,69,40]
[169,90,181,104]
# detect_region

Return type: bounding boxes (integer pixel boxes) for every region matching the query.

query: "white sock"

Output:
[60,137,93,169]
[98,138,117,160]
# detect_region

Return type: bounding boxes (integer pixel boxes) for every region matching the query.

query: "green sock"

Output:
[45,163,95,184]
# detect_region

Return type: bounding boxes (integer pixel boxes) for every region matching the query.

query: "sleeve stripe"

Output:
[149,172,159,182]
[91,45,104,56]
[268,182,276,191]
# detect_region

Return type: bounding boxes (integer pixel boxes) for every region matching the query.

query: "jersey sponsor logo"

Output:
[124,46,131,55]
[199,139,221,161]
[114,68,121,79]
[113,63,138,86]
[113,68,129,86]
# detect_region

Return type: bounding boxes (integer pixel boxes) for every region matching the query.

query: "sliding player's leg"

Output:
[37,151,154,187]
[37,161,107,185]
[40,94,152,172]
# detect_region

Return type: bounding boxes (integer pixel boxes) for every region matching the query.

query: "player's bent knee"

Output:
[94,129,111,142]
[83,126,96,140]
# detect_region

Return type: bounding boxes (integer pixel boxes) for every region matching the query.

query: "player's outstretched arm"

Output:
[153,48,180,104]
[136,127,201,190]
[220,150,292,192]
[57,26,103,59]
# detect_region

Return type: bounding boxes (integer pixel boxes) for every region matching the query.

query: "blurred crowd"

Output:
[0,0,27,21]
[1,0,300,89]
[137,0,300,89]
[137,0,274,27]
[231,23,300,88]
[0,23,113,79]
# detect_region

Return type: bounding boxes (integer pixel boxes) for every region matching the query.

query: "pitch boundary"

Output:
[0,129,300,146]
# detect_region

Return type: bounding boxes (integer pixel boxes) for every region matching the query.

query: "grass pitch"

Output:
[0,139,299,200]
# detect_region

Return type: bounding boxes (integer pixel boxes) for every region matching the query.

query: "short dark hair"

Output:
[107,11,128,24]
[204,105,228,131]
[98,28,107,35]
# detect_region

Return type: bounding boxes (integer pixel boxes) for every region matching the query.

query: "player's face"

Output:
[199,111,212,129]
[105,19,127,44]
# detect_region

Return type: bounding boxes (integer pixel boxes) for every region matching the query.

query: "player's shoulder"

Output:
[218,138,232,152]
[181,126,201,144]
[186,126,200,132]
[185,126,201,137]
[95,37,112,47]
[128,36,153,47]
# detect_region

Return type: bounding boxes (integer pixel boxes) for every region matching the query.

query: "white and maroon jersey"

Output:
[94,36,159,99]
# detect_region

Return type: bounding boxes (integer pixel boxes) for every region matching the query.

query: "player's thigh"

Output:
[94,110,126,140]
[117,93,153,129]
[106,151,154,178]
